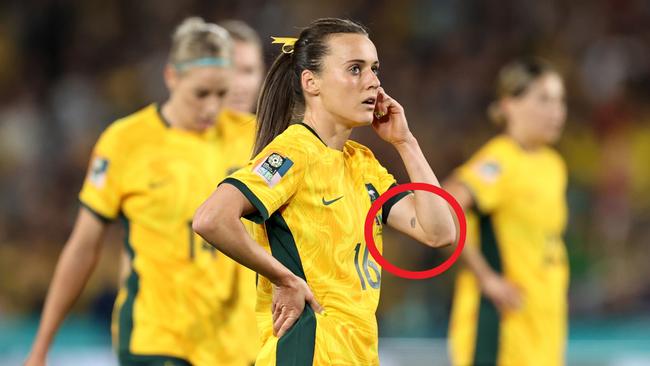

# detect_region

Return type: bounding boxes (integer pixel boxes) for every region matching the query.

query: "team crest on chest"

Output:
[365,183,382,226]
[254,152,294,187]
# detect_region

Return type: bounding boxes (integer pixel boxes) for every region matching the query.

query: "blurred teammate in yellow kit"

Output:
[446,59,569,366]
[216,19,265,366]
[25,17,264,366]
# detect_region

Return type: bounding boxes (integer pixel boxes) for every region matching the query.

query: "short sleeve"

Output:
[221,143,307,224]
[78,127,124,221]
[455,143,509,214]
[366,151,411,225]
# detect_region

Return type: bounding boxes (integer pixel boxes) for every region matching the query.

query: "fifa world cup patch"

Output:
[89,156,109,188]
[474,160,501,183]
[254,152,294,187]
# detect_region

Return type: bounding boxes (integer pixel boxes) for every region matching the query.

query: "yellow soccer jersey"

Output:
[223,123,409,366]
[192,107,260,366]
[79,104,257,366]
[448,135,569,366]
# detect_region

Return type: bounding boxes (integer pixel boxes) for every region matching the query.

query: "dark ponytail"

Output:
[253,52,298,155]
[253,18,368,156]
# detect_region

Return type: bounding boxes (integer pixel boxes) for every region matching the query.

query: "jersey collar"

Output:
[155,103,171,128]
[297,122,327,147]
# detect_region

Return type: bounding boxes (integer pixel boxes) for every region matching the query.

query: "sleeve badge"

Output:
[89,157,110,188]
[474,160,501,183]
[254,152,294,187]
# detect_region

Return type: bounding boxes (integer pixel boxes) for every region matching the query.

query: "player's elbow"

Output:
[423,224,456,248]
[191,211,210,238]
[192,204,227,241]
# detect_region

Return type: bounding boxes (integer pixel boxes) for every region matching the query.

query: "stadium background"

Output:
[1,0,649,365]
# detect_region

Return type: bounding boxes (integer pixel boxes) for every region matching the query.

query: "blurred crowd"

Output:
[1,0,649,336]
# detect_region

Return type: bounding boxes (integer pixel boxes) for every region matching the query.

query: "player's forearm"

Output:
[31,240,100,355]
[194,215,295,286]
[393,137,456,245]
[461,243,497,281]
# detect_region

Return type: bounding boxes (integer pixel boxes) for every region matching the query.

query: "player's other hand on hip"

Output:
[479,272,523,313]
[272,275,323,338]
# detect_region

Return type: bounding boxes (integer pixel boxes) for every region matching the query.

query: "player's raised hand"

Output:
[371,87,414,146]
[272,275,323,338]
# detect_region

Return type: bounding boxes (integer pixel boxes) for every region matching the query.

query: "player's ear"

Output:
[164,64,179,92]
[499,97,513,121]
[301,69,320,96]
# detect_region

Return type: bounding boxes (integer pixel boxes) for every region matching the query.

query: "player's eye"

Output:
[195,89,210,99]
[371,65,379,76]
[217,89,228,98]
[349,65,361,75]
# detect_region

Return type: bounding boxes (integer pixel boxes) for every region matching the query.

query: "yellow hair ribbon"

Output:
[271,37,298,54]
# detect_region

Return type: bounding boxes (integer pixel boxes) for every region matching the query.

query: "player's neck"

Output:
[160,101,181,129]
[506,127,543,152]
[160,101,195,132]
[303,107,352,151]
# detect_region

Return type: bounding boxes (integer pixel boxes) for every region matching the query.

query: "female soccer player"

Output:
[219,19,265,114]
[26,17,256,366]
[193,18,457,366]
[446,59,568,366]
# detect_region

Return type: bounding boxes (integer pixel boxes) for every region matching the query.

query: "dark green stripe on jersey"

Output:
[266,212,315,365]
[116,215,194,366]
[118,214,139,357]
[382,183,412,224]
[118,354,192,366]
[266,213,306,279]
[79,199,114,223]
[221,177,269,223]
[473,213,502,365]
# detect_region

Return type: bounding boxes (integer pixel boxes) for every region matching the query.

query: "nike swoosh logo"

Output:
[322,196,344,206]
[149,181,168,189]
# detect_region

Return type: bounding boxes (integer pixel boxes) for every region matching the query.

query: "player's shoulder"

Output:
[344,139,374,156]
[217,108,256,135]
[459,135,517,182]
[476,135,519,159]
[273,124,327,150]
[97,104,163,151]
[465,135,520,171]
[220,108,256,126]
[344,140,388,176]
[344,139,378,161]
[256,124,316,164]
[541,145,567,173]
